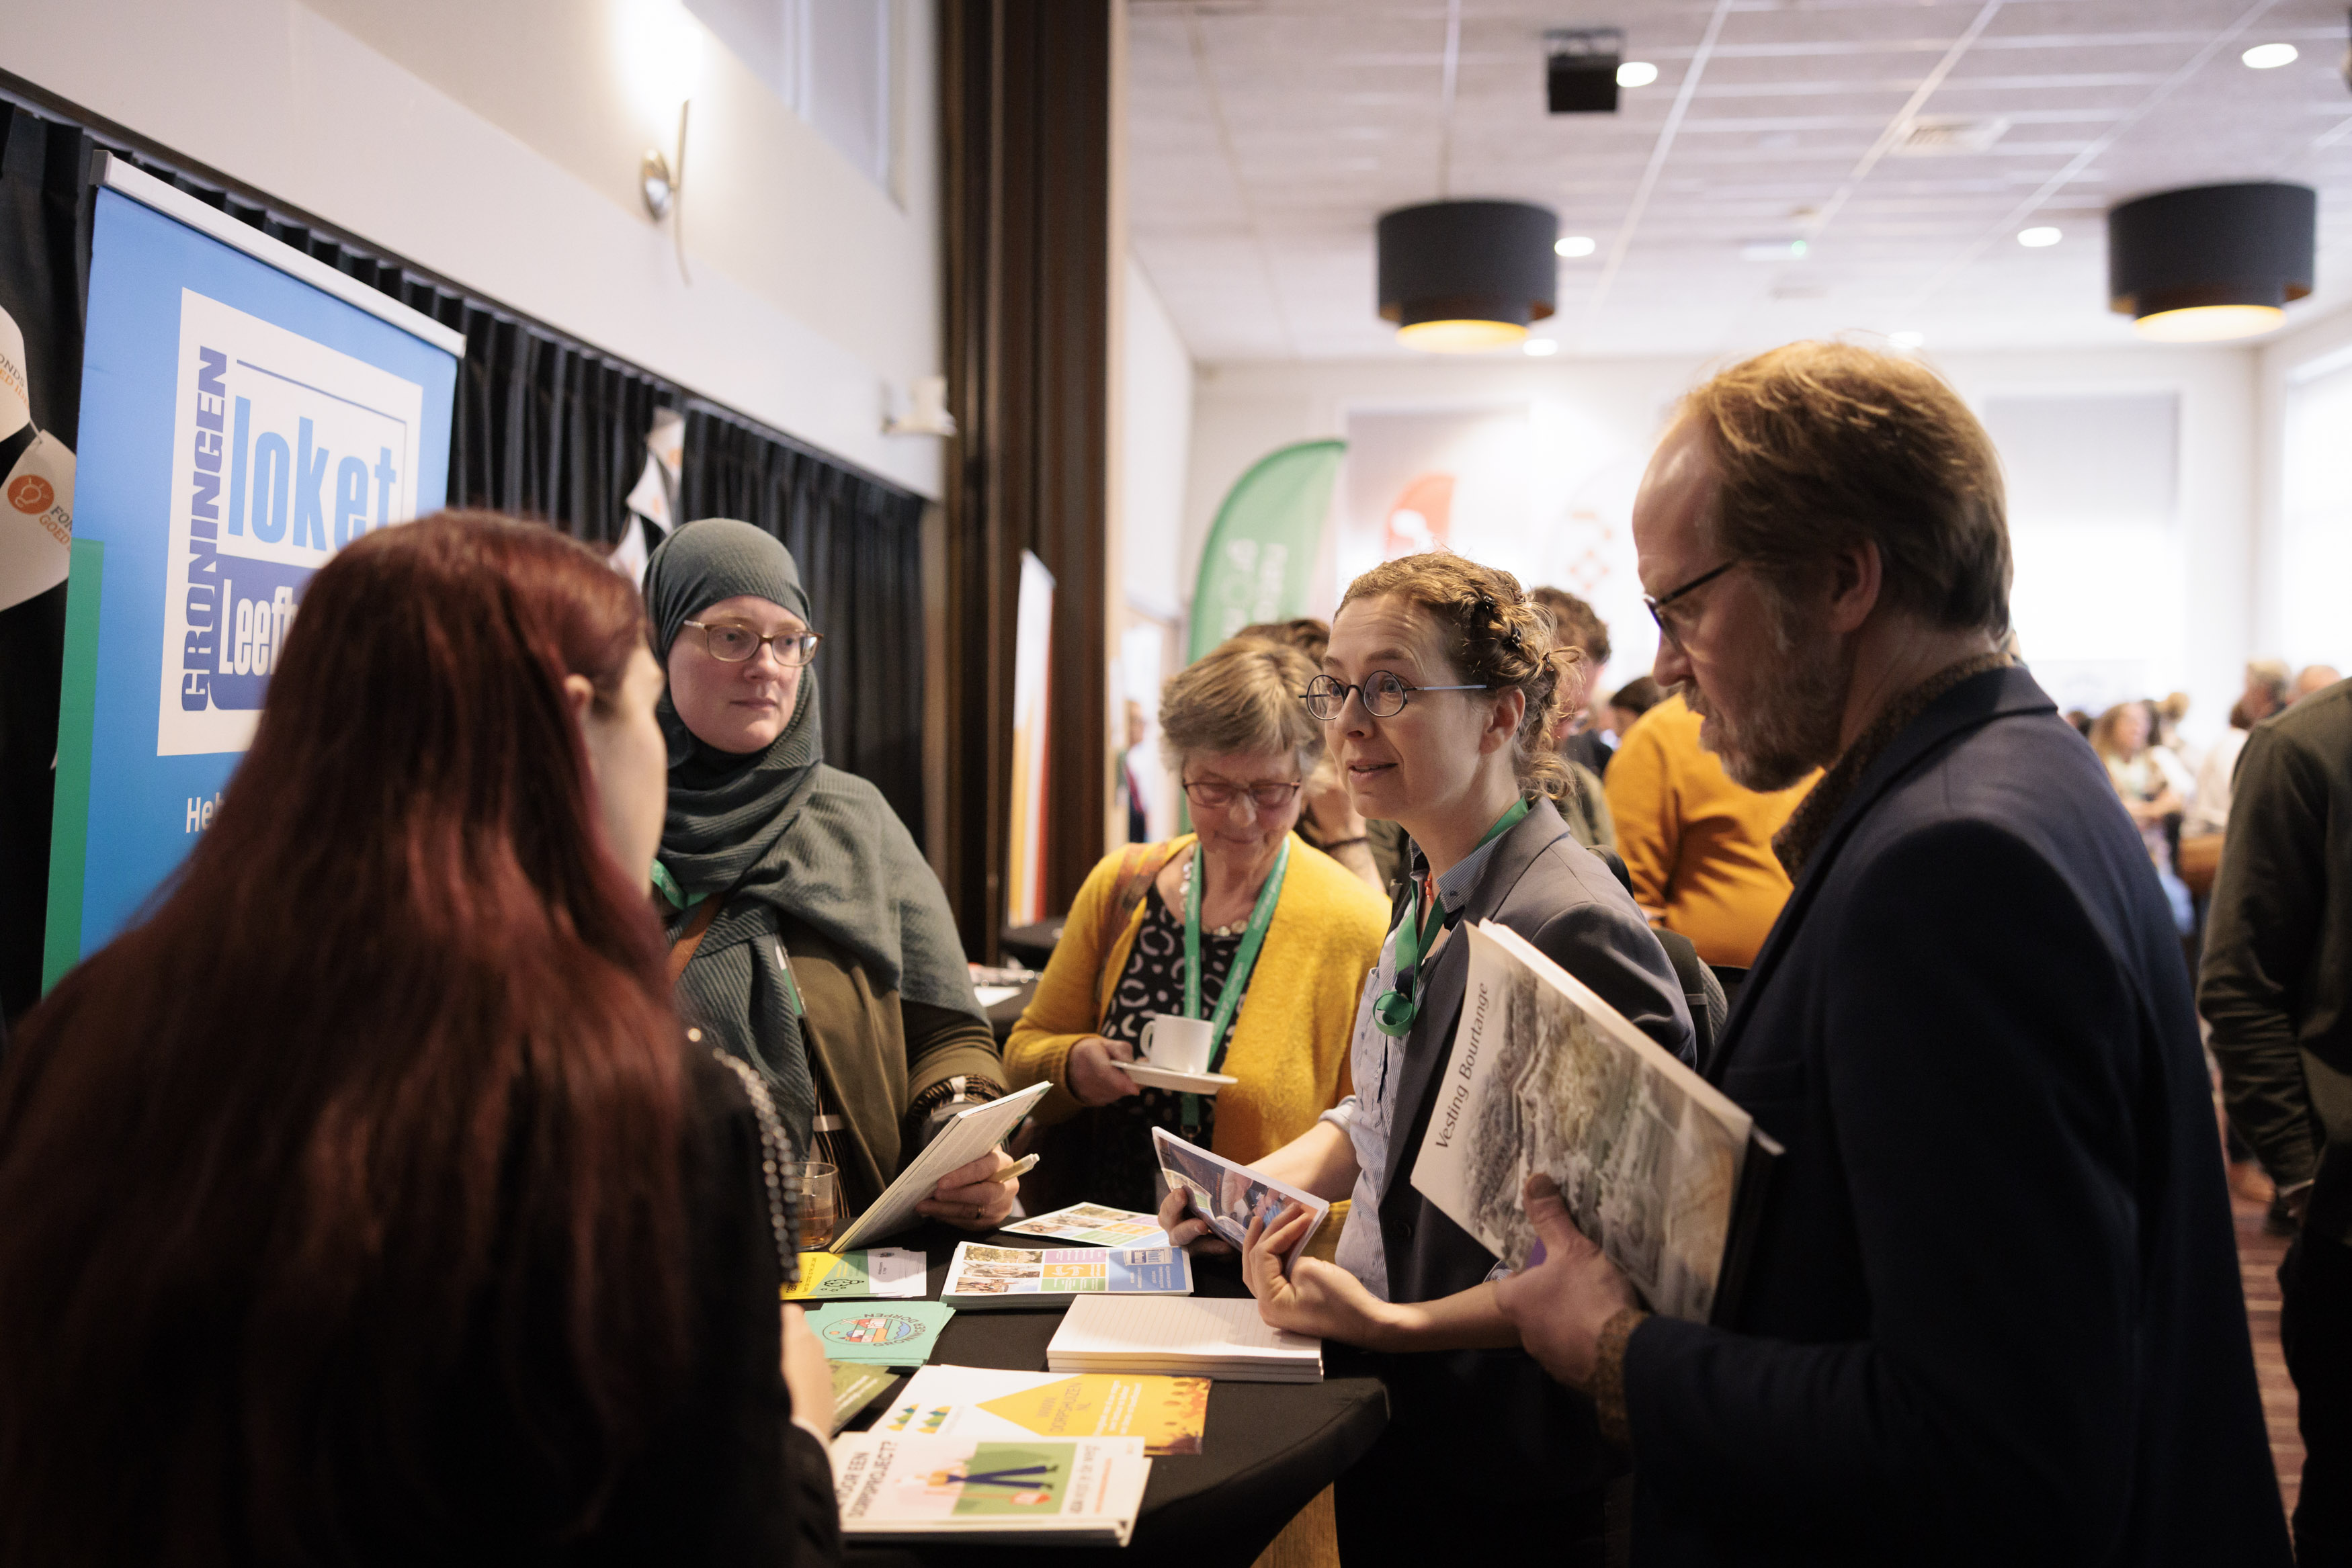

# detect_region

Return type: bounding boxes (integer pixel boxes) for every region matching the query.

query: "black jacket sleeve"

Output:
[2199,722,2328,1191]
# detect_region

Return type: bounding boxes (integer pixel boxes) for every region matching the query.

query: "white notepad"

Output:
[831,1080,1052,1252]
[1046,1295,1323,1383]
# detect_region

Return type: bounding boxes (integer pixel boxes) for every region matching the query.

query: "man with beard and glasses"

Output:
[1488,342,2287,1567]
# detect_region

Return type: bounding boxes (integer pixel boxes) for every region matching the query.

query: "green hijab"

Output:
[644,519,982,1137]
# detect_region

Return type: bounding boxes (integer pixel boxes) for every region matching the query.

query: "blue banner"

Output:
[46,183,456,978]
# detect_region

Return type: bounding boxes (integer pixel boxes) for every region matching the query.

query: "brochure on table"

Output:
[829,1081,1051,1252]
[943,1242,1191,1309]
[884,1365,1210,1455]
[804,1300,958,1366]
[1151,1127,1330,1266]
[782,1248,926,1301]
[827,1364,900,1434]
[1001,1202,1169,1248]
[832,1434,1150,1545]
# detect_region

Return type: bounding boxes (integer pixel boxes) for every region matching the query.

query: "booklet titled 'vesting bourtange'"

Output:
[1410,920,1781,1325]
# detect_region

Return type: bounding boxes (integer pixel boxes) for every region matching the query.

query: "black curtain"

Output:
[0,85,932,1021]
[679,402,929,844]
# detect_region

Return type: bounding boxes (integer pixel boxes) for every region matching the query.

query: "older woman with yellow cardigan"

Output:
[1006,638,1388,1216]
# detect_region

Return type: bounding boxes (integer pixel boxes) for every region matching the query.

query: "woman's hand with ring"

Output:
[918,1148,1019,1231]
[1066,1036,1143,1106]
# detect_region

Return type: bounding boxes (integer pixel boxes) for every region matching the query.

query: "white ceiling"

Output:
[1127,0,2352,361]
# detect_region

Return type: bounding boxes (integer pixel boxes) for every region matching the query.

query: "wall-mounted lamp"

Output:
[620,0,701,281]
[642,102,692,282]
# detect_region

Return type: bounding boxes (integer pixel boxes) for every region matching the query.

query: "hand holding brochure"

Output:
[830,1080,1051,1252]
[1150,1127,1329,1266]
[943,1242,1191,1309]
[1409,921,1766,1323]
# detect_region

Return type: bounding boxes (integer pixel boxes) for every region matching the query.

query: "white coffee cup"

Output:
[1138,1015,1215,1076]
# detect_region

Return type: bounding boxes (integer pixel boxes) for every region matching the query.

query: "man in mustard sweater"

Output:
[1605,691,1816,969]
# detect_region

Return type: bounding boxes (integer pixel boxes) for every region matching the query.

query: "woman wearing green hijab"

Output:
[644,518,1019,1228]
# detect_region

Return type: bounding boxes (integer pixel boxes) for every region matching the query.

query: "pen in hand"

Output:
[985,1153,1040,1185]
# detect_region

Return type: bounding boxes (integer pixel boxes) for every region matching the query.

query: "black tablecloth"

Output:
[836,1219,1388,1568]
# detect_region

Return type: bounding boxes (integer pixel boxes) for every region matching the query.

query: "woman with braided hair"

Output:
[1158,552,1693,1565]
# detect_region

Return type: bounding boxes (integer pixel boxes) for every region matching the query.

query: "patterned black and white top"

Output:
[1084,883,1244,1213]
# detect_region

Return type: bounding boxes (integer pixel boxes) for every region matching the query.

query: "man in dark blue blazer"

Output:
[1494,342,2288,1566]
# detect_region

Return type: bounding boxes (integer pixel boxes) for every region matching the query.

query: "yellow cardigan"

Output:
[1004,832,1390,1167]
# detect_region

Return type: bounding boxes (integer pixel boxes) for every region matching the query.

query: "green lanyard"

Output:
[1372,797,1531,1039]
[1179,835,1290,1131]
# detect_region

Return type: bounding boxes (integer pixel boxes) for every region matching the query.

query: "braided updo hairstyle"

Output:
[1337,552,1581,800]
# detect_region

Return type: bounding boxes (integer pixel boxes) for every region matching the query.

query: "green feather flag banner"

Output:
[1185,439,1345,664]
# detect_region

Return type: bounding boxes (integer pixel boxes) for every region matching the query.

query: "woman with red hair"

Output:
[0,513,841,1565]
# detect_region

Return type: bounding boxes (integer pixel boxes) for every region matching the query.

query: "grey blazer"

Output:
[1359,795,1694,1510]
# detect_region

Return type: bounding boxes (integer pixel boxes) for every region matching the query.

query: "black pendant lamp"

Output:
[1377,200,1558,352]
[2107,183,2315,343]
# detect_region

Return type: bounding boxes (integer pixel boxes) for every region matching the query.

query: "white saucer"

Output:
[1117,1061,1238,1093]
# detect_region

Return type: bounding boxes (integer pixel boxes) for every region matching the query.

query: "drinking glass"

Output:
[783,1161,840,1252]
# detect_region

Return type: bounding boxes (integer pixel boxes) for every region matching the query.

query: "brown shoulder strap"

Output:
[667,894,726,985]
[1097,840,1181,955]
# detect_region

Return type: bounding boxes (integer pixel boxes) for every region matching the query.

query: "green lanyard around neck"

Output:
[1371,796,1531,1039]
[1183,834,1290,1061]
[1174,836,1290,1135]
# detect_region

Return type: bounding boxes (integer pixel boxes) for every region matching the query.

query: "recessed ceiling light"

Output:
[2017,226,2062,248]
[1741,238,1808,262]
[1617,61,1658,88]
[1890,331,1925,349]
[2241,42,2298,69]
[1556,235,1597,258]
[1523,339,1560,357]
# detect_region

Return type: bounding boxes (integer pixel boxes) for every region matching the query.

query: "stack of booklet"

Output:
[942,1242,1192,1309]
[831,1433,1150,1546]
[1047,1295,1322,1383]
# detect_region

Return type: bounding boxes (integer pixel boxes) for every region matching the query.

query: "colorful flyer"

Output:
[1001,1202,1170,1248]
[943,1242,1191,1309]
[885,1364,1210,1455]
[831,1434,1149,1544]
[782,1248,927,1301]
[804,1300,958,1366]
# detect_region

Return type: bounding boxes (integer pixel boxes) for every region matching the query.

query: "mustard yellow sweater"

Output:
[1004,833,1389,1166]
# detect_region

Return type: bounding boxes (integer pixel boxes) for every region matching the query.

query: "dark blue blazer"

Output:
[1620,666,2287,1566]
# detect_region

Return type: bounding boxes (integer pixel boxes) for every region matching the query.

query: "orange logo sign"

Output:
[7,474,52,514]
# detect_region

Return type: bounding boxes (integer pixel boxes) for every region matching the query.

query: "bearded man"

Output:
[1493,343,2287,1566]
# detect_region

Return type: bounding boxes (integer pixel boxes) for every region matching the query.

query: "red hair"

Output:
[0,513,688,1562]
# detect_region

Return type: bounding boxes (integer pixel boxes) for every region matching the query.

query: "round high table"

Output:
[835,1219,1388,1568]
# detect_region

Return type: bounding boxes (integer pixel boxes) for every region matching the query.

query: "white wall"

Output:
[1117,257,1192,841]
[1188,344,2259,746]
[9,0,943,497]
[1122,256,1193,623]
[2257,300,2352,679]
